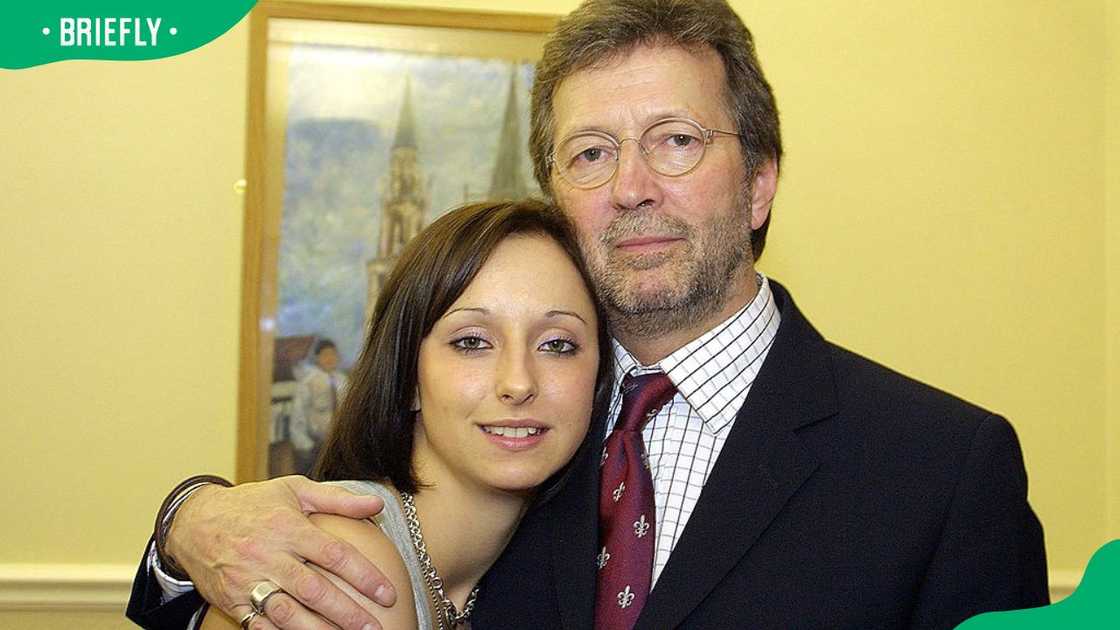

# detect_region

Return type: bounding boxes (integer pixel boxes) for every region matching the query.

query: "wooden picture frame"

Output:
[237,1,556,482]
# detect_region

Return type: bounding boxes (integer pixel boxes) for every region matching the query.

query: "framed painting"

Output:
[237,2,556,481]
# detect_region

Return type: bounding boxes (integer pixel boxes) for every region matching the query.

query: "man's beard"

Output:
[582,188,755,340]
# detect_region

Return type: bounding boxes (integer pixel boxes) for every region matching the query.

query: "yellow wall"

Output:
[2,19,248,564]
[0,1,1114,624]
[0,610,130,630]
[1107,0,1119,539]
[752,0,1113,574]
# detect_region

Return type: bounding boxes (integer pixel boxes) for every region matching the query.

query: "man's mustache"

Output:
[599,213,693,247]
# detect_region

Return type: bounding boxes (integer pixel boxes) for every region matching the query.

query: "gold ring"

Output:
[238,610,260,629]
[249,579,285,614]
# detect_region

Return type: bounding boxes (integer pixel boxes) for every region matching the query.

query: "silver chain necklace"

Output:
[399,491,479,630]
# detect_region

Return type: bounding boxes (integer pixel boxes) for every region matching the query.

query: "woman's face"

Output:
[412,234,600,495]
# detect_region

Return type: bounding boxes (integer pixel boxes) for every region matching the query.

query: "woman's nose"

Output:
[496,350,537,405]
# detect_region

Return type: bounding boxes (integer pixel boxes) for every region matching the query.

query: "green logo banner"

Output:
[0,1,257,69]
[957,539,1120,629]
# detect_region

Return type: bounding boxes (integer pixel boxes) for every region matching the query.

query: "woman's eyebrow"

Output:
[444,307,488,317]
[443,307,587,324]
[546,309,588,324]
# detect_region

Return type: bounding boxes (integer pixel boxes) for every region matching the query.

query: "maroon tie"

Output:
[594,372,676,629]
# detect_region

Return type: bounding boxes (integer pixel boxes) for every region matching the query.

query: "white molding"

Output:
[0,564,134,612]
[0,562,1087,611]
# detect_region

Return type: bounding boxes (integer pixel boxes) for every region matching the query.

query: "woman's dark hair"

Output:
[313,199,614,498]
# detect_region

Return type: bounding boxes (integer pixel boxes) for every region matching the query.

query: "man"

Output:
[128,1,1048,628]
[289,339,348,475]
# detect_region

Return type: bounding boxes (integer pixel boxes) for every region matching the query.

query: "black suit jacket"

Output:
[128,281,1048,629]
[470,281,1048,629]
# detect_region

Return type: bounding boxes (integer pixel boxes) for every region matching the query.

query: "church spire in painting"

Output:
[392,75,418,150]
[487,65,527,200]
[366,75,427,324]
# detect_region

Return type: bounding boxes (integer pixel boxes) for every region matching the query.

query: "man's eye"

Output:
[452,336,491,352]
[668,134,697,147]
[578,147,605,162]
[540,338,578,354]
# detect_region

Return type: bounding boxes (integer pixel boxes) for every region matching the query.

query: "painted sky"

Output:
[275,43,538,368]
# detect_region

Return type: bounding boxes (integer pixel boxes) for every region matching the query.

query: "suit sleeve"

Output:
[908,414,1049,629]
[125,537,206,629]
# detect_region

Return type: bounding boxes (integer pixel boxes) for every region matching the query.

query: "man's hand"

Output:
[166,475,395,630]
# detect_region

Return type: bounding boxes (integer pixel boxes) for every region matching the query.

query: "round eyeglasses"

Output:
[549,117,742,190]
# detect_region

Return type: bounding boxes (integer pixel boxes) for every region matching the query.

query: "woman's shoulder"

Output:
[324,479,397,502]
[308,485,420,629]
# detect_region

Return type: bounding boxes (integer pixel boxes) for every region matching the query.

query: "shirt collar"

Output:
[610,274,782,433]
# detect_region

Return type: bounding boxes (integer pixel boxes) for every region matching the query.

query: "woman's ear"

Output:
[410,391,421,412]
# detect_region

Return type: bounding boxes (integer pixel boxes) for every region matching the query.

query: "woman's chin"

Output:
[481,466,558,495]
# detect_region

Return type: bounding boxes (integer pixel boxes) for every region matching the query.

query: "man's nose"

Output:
[610,140,662,211]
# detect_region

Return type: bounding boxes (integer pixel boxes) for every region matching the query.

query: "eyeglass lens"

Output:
[555,119,709,188]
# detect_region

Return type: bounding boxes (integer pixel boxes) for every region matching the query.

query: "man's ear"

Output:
[749,158,778,230]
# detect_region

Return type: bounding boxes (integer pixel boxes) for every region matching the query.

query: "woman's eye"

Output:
[452,336,491,352]
[540,338,578,354]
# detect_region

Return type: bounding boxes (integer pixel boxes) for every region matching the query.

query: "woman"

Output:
[203,199,613,630]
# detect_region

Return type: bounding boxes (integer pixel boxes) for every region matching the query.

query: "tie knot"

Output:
[616,372,676,433]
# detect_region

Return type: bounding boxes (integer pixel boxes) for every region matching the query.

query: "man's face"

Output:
[549,44,775,338]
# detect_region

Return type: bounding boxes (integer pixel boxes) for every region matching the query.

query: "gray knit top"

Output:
[327,480,434,630]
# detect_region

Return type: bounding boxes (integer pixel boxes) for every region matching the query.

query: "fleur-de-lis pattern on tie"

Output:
[633,514,650,538]
[595,372,676,629]
[597,546,611,570]
[617,585,636,609]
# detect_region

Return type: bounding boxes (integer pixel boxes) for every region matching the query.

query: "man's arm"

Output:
[198,513,417,630]
[908,414,1049,628]
[126,537,208,628]
[127,475,397,630]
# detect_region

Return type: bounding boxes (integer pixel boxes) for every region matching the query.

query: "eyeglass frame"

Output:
[547,117,743,190]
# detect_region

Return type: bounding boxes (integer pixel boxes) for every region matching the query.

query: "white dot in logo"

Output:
[42,27,50,35]
[169,27,178,36]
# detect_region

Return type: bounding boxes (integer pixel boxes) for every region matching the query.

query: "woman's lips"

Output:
[478,419,550,451]
[478,424,550,451]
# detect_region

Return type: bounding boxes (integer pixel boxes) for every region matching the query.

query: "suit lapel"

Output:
[552,412,608,630]
[636,282,838,630]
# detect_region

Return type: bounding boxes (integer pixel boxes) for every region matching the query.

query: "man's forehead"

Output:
[550,43,730,137]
